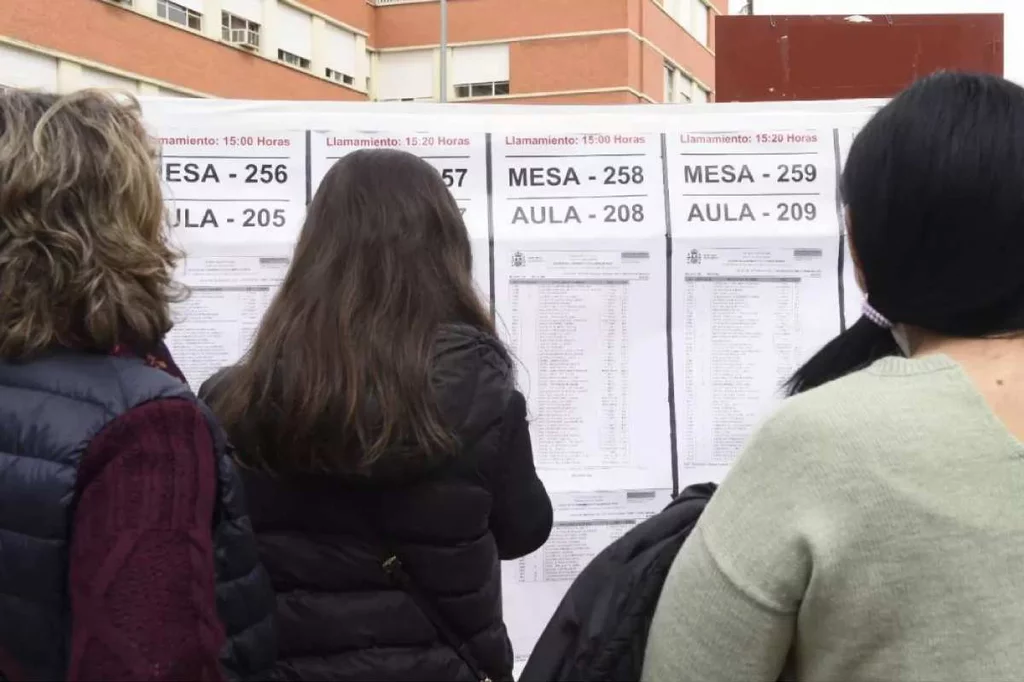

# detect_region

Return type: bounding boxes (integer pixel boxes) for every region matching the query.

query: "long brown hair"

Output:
[0,89,180,360]
[210,149,496,475]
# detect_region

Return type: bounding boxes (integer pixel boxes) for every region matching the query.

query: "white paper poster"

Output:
[490,133,672,493]
[671,237,840,487]
[493,243,671,492]
[665,127,840,238]
[158,131,307,246]
[489,132,667,241]
[139,98,884,670]
[165,255,289,387]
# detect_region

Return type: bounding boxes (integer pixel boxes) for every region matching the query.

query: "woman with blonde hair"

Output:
[0,90,274,681]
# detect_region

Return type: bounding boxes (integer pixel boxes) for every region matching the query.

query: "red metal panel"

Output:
[715,14,1003,102]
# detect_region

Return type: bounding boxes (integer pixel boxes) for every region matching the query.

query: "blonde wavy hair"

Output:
[0,89,181,360]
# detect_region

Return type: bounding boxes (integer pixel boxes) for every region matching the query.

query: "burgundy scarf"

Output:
[110,341,188,385]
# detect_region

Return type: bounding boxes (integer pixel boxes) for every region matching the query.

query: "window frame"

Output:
[278,49,311,69]
[157,0,202,31]
[325,68,355,86]
[453,80,510,100]
[221,11,262,48]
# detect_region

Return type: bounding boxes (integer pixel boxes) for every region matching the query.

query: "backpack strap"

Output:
[381,554,492,682]
[362,509,491,682]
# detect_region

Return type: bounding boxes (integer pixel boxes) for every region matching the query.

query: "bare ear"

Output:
[845,207,868,294]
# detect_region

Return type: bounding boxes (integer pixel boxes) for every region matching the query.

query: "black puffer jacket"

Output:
[201,324,553,681]
[0,350,275,681]
[520,483,717,682]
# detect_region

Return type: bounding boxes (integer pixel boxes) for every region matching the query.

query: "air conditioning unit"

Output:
[229,28,259,50]
[105,0,133,6]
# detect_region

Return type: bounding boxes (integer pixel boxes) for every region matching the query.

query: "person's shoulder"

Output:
[80,396,214,486]
[776,366,875,423]
[736,361,929,482]
[111,396,210,436]
[767,355,959,442]
[753,368,880,449]
[432,324,514,393]
[697,373,887,560]
[434,324,512,370]
[431,324,515,440]
[197,365,237,402]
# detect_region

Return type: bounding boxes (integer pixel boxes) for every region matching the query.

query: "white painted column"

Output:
[354,34,369,92]
[203,0,224,40]
[259,0,278,60]
[432,47,447,101]
[56,59,83,93]
[311,16,327,79]
[368,51,379,99]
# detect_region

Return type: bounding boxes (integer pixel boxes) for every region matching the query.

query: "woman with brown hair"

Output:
[202,148,553,681]
[0,89,275,681]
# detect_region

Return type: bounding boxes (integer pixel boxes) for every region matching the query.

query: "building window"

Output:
[326,68,355,86]
[692,0,710,46]
[222,11,261,49]
[677,72,694,103]
[157,0,202,31]
[664,63,674,103]
[454,80,509,99]
[278,49,310,69]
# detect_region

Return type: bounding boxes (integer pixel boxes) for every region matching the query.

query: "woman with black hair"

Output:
[642,71,1024,682]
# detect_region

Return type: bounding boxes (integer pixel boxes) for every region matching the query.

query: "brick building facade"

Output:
[0,0,722,103]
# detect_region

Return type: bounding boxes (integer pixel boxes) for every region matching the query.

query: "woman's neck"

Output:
[911,330,1024,443]
[910,329,1024,363]
[912,330,1024,390]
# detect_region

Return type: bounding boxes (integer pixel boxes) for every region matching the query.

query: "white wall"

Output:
[0,43,59,90]
[748,1,1016,82]
[158,86,198,96]
[451,43,509,85]
[78,67,141,91]
[355,36,369,88]
[377,49,434,100]
[222,0,262,21]
[0,46,171,95]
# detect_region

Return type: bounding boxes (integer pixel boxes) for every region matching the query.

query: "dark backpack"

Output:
[518,482,717,682]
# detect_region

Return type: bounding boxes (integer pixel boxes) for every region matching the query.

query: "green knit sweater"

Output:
[643,354,1024,682]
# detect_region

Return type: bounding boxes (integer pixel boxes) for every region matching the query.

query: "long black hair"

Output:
[786,72,1024,395]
